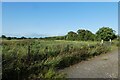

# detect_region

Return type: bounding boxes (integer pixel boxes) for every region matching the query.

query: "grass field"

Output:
[2,39,118,79]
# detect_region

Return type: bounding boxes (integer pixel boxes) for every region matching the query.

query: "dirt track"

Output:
[60,49,118,78]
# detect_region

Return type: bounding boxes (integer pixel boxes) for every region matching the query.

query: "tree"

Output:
[77,29,95,41]
[66,31,78,40]
[84,30,95,41]
[21,36,27,39]
[12,37,17,39]
[7,37,11,40]
[77,29,86,41]
[96,27,117,41]
[1,35,6,38]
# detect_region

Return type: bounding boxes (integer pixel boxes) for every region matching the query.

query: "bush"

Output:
[2,40,111,79]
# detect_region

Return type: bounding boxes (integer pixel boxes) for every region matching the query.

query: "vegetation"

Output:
[66,31,77,41]
[77,29,95,41]
[96,27,117,41]
[1,27,118,41]
[1,27,118,79]
[2,39,117,79]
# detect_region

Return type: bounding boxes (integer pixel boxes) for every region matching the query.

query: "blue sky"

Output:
[2,0,120,2]
[2,2,118,37]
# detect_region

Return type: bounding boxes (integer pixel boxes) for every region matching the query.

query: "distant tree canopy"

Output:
[1,35,6,38]
[96,27,117,41]
[1,27,117,41]
[1,35,12,40]
[7,37,12,40]
[44,36,66,40]
[66,31,78,41]
[77,29,95,41]
[66,29,95,41]
[20,36,27,39]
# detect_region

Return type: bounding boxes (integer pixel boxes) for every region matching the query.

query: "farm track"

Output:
[60,48,118,78]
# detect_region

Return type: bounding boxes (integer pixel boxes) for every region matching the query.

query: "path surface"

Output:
[60,49,118,78]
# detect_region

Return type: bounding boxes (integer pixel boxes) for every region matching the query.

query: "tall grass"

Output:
[2,39,112,79]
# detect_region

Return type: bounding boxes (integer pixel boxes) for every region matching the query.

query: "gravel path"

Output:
[60,49,118,78]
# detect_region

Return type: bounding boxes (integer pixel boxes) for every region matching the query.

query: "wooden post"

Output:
[109,39,111,46]
[101,39,103,45]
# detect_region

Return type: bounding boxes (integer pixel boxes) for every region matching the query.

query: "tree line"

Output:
[1,27,118,41]
[66,27,117,41]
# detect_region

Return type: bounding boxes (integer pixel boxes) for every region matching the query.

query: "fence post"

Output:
[109,39,111,46]
[101,39,103,45]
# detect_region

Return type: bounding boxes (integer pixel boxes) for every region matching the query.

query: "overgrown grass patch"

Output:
[2,40,113,79]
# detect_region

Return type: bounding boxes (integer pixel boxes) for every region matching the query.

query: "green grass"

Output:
[2,39,117,79]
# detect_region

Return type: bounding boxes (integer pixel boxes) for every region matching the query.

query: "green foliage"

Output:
[21,36,27,39]
[2,40,111,79]
[6,37,12,40]
[65,29,95,41]
[111,39,119,47]
[44,68,56,78]
[66,31,78,40]
[96,27,117,41]
[2,27,117,79]
[1,35,6,38]
[77,29,95,41]
[2,27,117,41]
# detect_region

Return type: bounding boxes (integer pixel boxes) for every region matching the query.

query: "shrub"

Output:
[2,40,111,79]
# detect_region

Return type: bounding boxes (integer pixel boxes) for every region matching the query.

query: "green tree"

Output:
[7,37,11,40]
[96,27,117,41]
[12,37,17,39]
[77,29,86,41]
[66,31,77,40]
[77,29,95,41]
[84,30,95,41]
[21,36,27,39]
[1,35,6,38]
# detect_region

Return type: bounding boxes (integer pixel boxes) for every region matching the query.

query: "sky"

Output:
[1,0,120,2]
[2,2,118,37]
